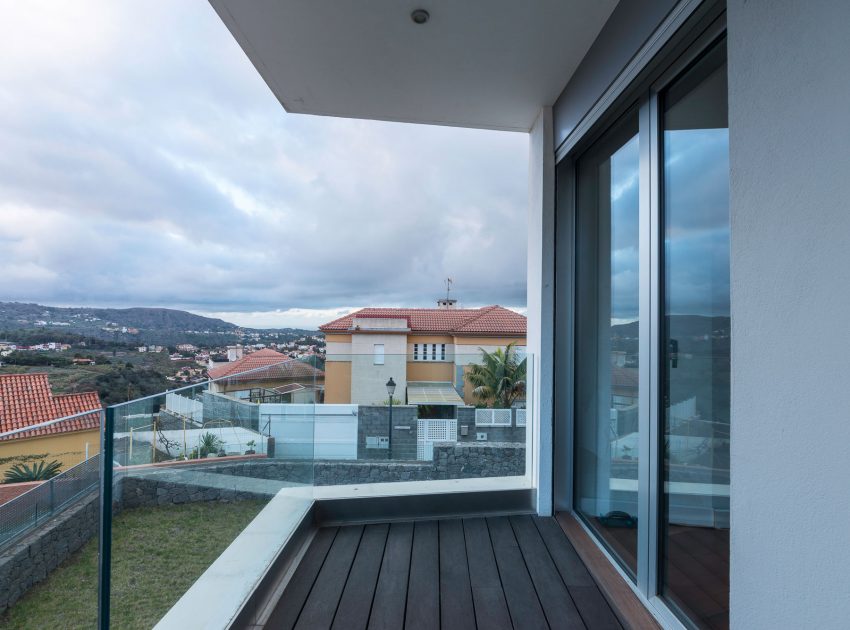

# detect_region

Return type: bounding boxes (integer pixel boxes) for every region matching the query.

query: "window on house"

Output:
[413,343,418,360]
[373,344,385,365]
[441,344,446,361]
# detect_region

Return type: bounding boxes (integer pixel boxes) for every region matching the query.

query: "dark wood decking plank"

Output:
[462,518,512,630]
[405,520,440,630]
[533,517,595,587]
[332,523,390,630]
[533,517,622,630]
[438,519,476,630]
[369,522,414,630]
[510,515,586,628]
[556,514,660,629]
[295,525,364,630]
[487,516,549,630]
[268,527,339,630]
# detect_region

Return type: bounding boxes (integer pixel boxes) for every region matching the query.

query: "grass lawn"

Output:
[0,500,267,629]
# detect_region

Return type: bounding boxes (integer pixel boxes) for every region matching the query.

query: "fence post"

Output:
[98,407,113,630]
[49,478,55,512]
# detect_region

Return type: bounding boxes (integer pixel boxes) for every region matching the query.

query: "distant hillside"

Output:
[612,315,730,338]
[0,302,235,331]
[0,302,318,346]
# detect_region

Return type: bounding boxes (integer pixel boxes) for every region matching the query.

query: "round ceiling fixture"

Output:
[410,9,430,25]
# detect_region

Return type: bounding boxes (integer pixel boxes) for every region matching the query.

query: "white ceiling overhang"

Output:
[208,0,617,132]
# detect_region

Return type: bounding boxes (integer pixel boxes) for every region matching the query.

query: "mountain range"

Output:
[0,302,316,345]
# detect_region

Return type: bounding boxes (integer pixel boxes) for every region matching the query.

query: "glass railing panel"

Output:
[0,407,103,628]
[98,346,532,625]
[104,359,315,628]
[313,348,532,488]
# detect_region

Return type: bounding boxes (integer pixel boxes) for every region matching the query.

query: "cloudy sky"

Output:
[0,1,528,329]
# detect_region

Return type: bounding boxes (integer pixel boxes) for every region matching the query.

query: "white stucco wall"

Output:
[528,107,555,515]
[727,1,850,627]
[350,333,407,405]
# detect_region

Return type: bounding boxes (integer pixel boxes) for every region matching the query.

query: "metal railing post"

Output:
[97,408,113,630]
[49,478,55,513]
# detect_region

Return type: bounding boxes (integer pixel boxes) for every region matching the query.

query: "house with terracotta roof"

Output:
[0,373,102,475]
[207,348,325,402]
[319,303,526,406]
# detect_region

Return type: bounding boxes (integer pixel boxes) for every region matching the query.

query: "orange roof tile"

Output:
[0,373,102,441]
[208,349,325,382]
[319,306,526,336]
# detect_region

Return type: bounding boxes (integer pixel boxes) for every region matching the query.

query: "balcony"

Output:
[58,353,660,628]
[87,352,553,627]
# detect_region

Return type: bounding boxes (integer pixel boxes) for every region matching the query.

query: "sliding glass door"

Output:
[574,112,641,578]
[569,27,730,630]
[660,39,730,629]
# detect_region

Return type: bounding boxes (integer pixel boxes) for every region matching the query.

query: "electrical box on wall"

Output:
[476,432,487,441]
[460,425,469,437]
[366,436,389,449]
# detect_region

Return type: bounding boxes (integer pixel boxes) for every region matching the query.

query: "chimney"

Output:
[437,298,457,310]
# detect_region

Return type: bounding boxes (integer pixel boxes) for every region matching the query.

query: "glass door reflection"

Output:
[660,38,730,629]
[574,111,641,578]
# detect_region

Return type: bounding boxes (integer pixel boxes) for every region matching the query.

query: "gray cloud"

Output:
[0,1,528,327]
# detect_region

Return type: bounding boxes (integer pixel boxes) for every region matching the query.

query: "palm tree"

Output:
[465,343,527,408]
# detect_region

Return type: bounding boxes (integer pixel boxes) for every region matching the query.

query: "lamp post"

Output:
[386,377,396,460]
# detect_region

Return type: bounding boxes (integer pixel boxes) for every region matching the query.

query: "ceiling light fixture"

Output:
[411,9,430,25]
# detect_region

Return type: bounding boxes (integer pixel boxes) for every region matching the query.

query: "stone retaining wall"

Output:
[119,474,272,510]
[0,490,99,614]
[433,442,525,479]
[189,442,525,485]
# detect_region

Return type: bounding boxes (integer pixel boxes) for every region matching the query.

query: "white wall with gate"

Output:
[417,419,457,461]
[259,403,358,460]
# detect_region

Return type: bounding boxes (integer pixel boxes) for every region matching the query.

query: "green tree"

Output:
[465,343,527,409]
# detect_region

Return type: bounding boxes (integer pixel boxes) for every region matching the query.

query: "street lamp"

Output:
[386,377,396,459]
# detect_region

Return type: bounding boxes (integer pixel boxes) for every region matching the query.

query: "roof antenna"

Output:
[438,278,456,309]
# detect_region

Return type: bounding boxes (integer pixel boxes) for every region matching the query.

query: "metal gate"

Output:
[417,419,457,461]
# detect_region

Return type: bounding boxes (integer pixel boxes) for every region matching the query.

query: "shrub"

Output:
[3,460,63,483]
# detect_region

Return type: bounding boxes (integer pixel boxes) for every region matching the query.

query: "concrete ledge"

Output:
[154,489,313,630]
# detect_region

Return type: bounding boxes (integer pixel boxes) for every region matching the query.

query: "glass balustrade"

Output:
[97,349,533,626]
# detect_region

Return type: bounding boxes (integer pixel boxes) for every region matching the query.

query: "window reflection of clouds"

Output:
[665,128,730,317]
[610,134,640,321]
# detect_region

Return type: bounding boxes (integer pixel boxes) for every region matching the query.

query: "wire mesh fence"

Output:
[0,453,100,550]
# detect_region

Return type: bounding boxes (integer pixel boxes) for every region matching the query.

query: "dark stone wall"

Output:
[119,475,272,509]
[0,490,99,615]
[432,442,525,479]
[357,405,418,460]
[183,443,525,486]
[456,406,526,444]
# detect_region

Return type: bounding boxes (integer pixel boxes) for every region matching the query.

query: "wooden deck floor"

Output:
[267,516,624,630]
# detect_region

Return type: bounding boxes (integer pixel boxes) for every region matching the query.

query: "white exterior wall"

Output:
[528,107,555,515]
[350,333,407,405]
[727,1,850,627]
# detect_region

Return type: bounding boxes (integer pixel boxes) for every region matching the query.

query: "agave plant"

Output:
[198,431,223,457]
[465,342,527,409]
[3,460,62,483]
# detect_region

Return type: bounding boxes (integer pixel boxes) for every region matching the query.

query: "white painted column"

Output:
[727,1,850,627]
[527,107,555,515]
